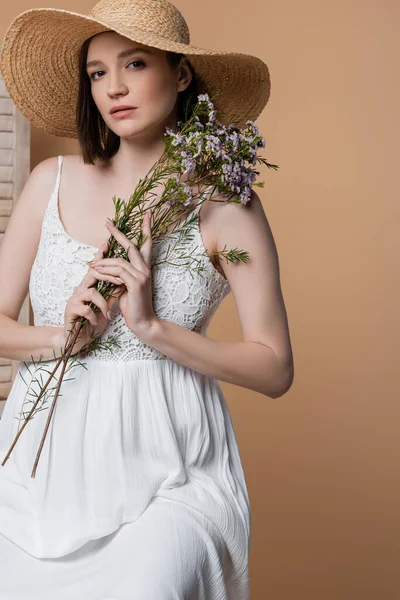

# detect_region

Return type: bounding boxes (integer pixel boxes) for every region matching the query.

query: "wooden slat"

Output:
[0,381,12,398]
[14,110,29,201]
[0,200,13,217]
[0,166,13,182]
[0,132,14,149]
[10,110,31,384]
[0,216,9,232]
[0,149,14,166]
[0,182,13,198]
[0,98,13,115]
[0,365,12,382]
[0,115,14,132]
[0,79,8,98]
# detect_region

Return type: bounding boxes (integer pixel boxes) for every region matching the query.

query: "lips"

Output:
[110,105,136,115]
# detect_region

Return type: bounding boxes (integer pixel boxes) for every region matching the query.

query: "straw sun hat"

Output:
[0,0,271,138]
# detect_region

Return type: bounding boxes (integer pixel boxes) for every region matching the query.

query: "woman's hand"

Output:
[89,211,156,338]
[59,240,125,355]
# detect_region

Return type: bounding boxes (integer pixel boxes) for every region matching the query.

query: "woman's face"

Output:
[86,31,189,140]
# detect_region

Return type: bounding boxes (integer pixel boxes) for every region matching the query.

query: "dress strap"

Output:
[53,155,64,199]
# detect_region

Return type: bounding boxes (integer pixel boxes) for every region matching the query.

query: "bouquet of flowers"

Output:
[1,92,278,478]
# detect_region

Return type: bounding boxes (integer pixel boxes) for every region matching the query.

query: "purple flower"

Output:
[162,92,274,209]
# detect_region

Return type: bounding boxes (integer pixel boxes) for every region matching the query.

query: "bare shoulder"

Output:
[25,154,88,224]
[6,156,62,229]
[60,153,102,190]
[62,153,85,170]
[212,187,272,232]
[59,153,86,178]
[208,187,279,276]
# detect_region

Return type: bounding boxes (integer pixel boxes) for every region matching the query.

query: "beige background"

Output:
[1,0,399,598]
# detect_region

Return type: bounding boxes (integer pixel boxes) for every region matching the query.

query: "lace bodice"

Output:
[28,156,231,361]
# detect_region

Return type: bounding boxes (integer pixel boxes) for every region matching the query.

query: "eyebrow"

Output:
[86,47,153,69]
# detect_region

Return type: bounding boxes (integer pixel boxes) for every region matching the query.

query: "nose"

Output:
[107,70,129,98]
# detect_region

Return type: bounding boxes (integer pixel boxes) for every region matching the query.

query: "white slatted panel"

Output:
[0,44,31,415]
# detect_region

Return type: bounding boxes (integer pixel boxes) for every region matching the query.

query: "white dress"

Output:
[0,155,251,599]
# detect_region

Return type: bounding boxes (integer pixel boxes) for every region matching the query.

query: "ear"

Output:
[177,57,192,92]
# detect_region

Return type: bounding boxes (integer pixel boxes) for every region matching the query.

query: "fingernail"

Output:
[107,310,112,320]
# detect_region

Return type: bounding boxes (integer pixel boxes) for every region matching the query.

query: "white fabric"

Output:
[0,155,251,599]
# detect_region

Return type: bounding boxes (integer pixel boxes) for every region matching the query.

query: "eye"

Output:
[89,70,105,81]
[89,60,145,81]
[127,60,145,69]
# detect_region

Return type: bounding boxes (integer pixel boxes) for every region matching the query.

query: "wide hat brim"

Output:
[0,7,271,138]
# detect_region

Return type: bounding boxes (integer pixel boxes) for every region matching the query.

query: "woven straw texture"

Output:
[0,0,271,137]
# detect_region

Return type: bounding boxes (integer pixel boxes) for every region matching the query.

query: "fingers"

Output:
[74,286,112,321]
[70,238,126,328]
[90,267,125,287]
[140,210,153,267]
[70,303,99,328]
[65,302,98,335]
[105,212,152,270]
[95,240,109,261]
[83,240,110,286]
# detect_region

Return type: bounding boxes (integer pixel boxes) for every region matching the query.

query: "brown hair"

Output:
[76,35,200,165]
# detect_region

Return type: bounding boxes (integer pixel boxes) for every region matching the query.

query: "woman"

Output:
[0,0,294,598]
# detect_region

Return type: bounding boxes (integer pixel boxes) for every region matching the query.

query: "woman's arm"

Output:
[139,320,289,398]
[138,190,294,399]
[0,157,64,362]
[0,315,63,362]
